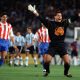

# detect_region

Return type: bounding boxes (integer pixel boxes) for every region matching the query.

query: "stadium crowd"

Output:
[0,0,80,34]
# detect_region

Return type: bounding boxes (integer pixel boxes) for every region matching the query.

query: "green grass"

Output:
[0,64,80,80]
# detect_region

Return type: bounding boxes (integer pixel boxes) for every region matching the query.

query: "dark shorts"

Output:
[48,42,68,57]
[25,46,34,54]
[9,47,15,54]
[34,47,38,53]
[17,46,22,53]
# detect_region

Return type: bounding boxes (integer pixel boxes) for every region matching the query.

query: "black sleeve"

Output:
[63,19,69,27]
[66,17,76,24]
[37,15,52,29]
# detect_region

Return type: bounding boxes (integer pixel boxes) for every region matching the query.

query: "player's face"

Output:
[41,23,46,28]
[54,13,62,22]
[17,32,20,36]
[27,29,32,34]
[1,15,7,22]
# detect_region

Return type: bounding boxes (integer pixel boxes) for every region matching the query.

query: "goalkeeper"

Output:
[28,4,72,77]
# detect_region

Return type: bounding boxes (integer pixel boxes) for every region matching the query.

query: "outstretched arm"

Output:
[28,4,51,28]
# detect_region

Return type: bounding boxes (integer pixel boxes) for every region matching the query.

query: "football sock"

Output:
[25,57,29,66]
[44,62,50,73]
[10,58,13,65]
[19,57,23,66]
[34,57,38,65]
[64,63,70,75]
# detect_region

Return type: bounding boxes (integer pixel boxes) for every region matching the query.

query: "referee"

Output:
[28,5,72,77]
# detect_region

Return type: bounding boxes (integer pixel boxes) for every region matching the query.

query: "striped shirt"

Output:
[0,22,14,40]
[25,33,34,45]
[15,35,25,46]
[34,27,50,43]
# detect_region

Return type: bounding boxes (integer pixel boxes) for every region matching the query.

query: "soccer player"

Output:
[28,5,72,77]
[25,27,38,67]
[0,13,14,66]
[34,23,50,72]
[9,38,19,66]
[14,32,25,66]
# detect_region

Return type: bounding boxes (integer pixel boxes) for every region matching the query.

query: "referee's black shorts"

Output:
[48,42,68,57]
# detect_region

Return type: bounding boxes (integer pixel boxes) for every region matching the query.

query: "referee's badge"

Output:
[54,27,64,36]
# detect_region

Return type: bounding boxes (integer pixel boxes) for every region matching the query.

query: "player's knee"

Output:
[63,55,70,64]
[43,54,52,63]
[64,59,70,64]
[47,55,52,61]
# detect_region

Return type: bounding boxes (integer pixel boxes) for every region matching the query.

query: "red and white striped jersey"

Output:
[0,22,14,40]
[34,26,50,43]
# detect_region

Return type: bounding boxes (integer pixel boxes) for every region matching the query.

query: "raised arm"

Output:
[28,4,51,28]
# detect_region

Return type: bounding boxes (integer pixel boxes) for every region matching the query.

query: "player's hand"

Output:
[28,4,35,12]
[28,4,39,16]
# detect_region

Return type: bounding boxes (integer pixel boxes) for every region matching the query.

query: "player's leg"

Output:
[38,42,50,75]
[14,54,19,66]
[14,46,20,66]
[0,51,7,65]
[19,55,23,66]
[59,42,72,77]
[62,54,72,77]
[38,43,45,70]
[42,43,53,76]
[0,52,2,66]
[9,54,13,66]
[31,46,38,67]
[25,51,29,66]
[32,54,38,67]
[9,47,15,66]
[39,55,46,72]
[0,40,9,66]
[43,54,52,76]
[24,48,30,66]
[18,46,23,66]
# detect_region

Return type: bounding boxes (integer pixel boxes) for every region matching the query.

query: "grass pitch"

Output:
[0,64,80,80]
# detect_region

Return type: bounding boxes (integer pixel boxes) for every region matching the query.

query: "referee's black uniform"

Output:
[37,15,72,77]
[38,16,69,57]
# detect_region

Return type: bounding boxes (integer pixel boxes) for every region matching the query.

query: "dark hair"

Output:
[54,10,62,16]
[0,12,7,17]
[27,27,32,30]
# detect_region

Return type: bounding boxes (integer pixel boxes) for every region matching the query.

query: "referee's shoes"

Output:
[64,73,72,78]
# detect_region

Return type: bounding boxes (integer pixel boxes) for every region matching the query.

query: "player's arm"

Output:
[9,26,15,43]
[32,32,39,44]
[67,12,80,25]
[28,4,51,28]
[33,32,39,41]
[13,45,19,52]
